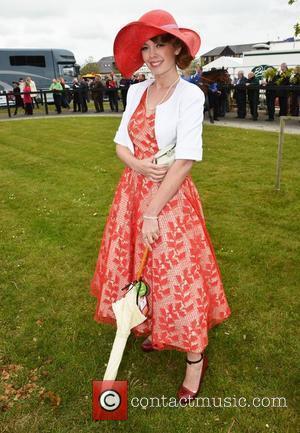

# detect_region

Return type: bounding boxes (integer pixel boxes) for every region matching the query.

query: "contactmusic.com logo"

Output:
[92,380,128,420]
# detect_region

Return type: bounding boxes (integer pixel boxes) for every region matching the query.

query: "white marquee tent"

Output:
[202,56,244,78]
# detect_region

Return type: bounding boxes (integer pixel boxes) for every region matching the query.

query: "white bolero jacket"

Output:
[114,77,205,162]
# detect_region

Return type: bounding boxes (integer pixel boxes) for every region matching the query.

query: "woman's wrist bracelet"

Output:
[143,214,158,220]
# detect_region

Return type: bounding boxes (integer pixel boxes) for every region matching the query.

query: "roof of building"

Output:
[202,42,268,56]
[97,56,115,73]
[98,56,114,62]
[202,38,300,57]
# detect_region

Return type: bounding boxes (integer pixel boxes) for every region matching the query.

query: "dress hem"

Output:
[90,287,232,354]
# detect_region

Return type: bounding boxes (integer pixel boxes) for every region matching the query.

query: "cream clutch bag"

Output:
[153,142,176,166]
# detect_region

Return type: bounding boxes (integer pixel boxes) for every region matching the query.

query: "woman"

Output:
[90,9,231,403]
[26,76,39,109]
[106,73,119,112]
[23,80,33,115]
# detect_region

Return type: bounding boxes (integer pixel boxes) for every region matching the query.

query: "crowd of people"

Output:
[205,63,300,122]
[9,73,148,115]
[11,76,70,116]
[9,62,299,119]
[70,72,149,114]
[12,77,39,115]
[52,73,151,114]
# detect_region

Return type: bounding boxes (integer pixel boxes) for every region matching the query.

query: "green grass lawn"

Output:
[0,118,299,432]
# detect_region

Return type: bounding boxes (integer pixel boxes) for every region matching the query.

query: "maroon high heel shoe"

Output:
[177,352,208,403]
[141,336,155,352]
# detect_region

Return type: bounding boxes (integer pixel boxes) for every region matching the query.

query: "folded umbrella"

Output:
[103,246,150,381]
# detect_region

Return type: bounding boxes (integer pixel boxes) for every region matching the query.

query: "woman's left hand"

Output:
[142,218,160,251]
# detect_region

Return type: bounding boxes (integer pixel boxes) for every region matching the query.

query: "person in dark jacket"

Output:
[290,65,300,117]
[79,78,89,112]
[49,79,63,114]
[218,83,229,117]
[246,72,260,120]
[119,76,131,110]
[234,71,248,118]
[72,78,81,112]
[262,68,277,121]
[208,81,221,121]
[275,63,290,116]
[12,81,24,115]
[91,76,105,112]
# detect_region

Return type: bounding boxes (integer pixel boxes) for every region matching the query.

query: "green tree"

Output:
[80,56,101,75]
[288,0,300,36]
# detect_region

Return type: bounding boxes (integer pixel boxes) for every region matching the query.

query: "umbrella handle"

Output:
[136,246,149,280]
[120,246,148,293]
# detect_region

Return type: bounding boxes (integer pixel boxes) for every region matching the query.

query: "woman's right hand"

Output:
[134,157,169,182]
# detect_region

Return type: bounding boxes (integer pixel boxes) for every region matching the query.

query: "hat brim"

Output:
[113,21,201,78]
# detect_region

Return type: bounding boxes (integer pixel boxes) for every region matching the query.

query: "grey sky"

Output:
[0,0,298,65]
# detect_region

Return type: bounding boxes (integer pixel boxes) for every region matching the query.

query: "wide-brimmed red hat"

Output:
[113,9,201,78]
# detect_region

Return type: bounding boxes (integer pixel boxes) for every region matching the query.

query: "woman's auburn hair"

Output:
[150,33,194,70]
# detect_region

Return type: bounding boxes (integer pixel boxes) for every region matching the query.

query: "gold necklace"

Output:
[145,76,180,112]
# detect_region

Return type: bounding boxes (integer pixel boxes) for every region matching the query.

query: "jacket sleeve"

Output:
[175,86,205,162]
[113,84,136,152]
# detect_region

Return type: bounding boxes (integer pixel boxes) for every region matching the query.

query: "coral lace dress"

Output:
[90,88,231,353]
